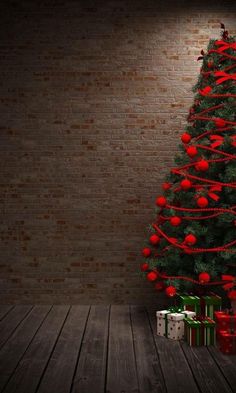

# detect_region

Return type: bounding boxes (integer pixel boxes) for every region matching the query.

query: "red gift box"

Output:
[214,311,236,337]
[218,330,236,355]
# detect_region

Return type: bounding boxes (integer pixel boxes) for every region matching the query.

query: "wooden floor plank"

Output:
[181,341,233,393]
[0,306,14,322]
[147,307,200,393]
[3,305,69,393]
[131,306,166,393]
[37,305,90,393]
[207,346,236,392]
[71,305,109,393]
[0,305,32,350]
[0,306,51,392]
[106,305,139,393]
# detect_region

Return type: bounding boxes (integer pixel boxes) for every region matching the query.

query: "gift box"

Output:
[201,294,222,319]
[184,316,216,346]
[179,295,201,315]
[218,330,236,355]
[214,310,236,337]
[156,308,195,340]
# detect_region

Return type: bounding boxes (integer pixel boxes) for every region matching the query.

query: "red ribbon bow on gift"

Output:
[215,40,236,52]
[214,71,236,84]
[210,134,236,148]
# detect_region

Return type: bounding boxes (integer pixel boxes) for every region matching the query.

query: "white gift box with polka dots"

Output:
[156,310,196,340]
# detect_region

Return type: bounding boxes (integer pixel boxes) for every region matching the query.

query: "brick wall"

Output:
[0,0,235,304]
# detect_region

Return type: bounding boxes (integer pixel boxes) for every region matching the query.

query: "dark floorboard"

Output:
[0,305,235,393]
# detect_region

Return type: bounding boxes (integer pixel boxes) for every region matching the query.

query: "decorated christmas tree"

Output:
[141,24,236,301]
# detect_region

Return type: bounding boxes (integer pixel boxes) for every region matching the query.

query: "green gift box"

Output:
[179,295,201,315]
[202,295,222,320]
[184,316,216,346]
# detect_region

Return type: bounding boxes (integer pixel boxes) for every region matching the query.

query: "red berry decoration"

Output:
[149,234,160,245]
[170,216,182,226]
[140,263,149,272]
[228,289,236,300]
[195,159,209,172]
[187,146,198,158]
[165,285,177,297]
[185,234,197,246]
[147,270,158,282]
[156,196,167,207]
[199,272,210,283]
[142,248,151,258]
[181,133,191,144]
[180,179,192,190]
[155,281,166,291]
[162,182,171,191]
[215,118,226,128]
[197,196,209,208]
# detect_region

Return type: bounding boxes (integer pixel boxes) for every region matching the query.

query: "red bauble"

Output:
[215,118,226,128]
[140,263,149,272]
[180,179,192,190]
[228,289,236,300]
[142,248,151,258]
[156,196,167,207]
[195,159,209,172]
[147,270,158,282]
[170,216,182,226]
[207,58,214,68]
[149,234,160,245]
[197,196,209,208]
[185,234,197,246]
[181,133,192,144]
[199,272,210,283]
[187,146,198,158]
[162,182,171,191]
[165,285,177,297]
[155,281,166,291]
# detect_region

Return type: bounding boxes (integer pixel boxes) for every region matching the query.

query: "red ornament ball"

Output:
[142,248,151,258]
[147,270,158,282]
[195,159,209,172]
[165,285,177,297]
[199,272,210,283]
[215,118,226,128]
[228,289,236,300]
[156,196,167,207]
[181,133,192,144]
[187,146,198,158]
[185,234,197,246]
[170,216,182,226]
[149,234,160,245]
[155,281,166,291]
[180,179,192,190]
[162,182,171,191]
[140,263,149,272]
[197,196,209,208]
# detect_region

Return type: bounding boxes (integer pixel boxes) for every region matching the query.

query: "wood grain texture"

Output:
[3,305,69,393]
[37,305,90,393]
[0,306,51,392]
[71,305,109,393]
[181,342,234,393]
[106,305,139,393]
[0,306,14,321]
[0,305,32,350]
[207,346,236,392]
[131,305,166,393]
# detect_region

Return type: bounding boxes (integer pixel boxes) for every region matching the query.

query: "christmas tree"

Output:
[141,24,236,301]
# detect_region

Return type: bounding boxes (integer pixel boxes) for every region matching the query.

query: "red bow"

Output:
[215,40,236,52]
[214,71,236,84]
[194,185,222,201]
[222,275,235,290]
[210,134,236,148]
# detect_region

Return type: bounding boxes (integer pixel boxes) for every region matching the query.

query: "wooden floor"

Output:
[0,305,235,393]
